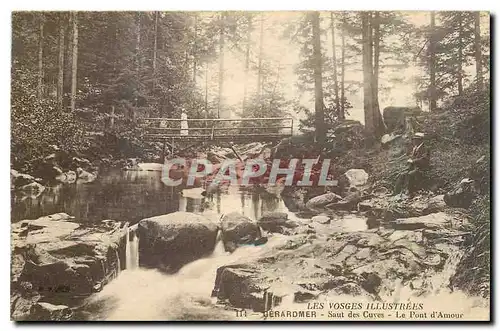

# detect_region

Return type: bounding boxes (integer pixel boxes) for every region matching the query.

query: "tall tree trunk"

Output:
[330,12,341,115]
[37,14,44,99]
[70,12,78,112]
[57,13,65,109]
[311,11,325,144]
[474,12,482,90]
[243,16,252,114]
[362,12,375,137]
[257,14,264,107]
[340,12,346,119]
[429,12,437,111]
[457,13,463,96]
[193,14,198,82]
[217,13,225,118]
[135,12,141,119]
[152,11,158,93]
[64,15,73,109]
[371,12,384,136]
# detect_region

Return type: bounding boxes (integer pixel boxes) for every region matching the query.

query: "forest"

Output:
[11,11,489,166]
[10,11,491,321]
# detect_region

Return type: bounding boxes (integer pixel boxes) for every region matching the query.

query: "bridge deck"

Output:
[139,117,294,142]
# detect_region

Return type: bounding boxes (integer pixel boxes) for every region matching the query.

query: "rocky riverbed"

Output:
[10,183,489,321]
[10,139,489,321]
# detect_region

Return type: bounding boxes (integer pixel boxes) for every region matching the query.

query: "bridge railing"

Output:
[138,117,294,141]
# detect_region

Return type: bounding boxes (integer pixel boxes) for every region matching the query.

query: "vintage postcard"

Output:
[10,10,490,321]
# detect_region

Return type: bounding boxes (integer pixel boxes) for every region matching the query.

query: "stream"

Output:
[11,166,489,321]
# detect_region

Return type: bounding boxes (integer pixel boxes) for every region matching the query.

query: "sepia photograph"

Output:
[9,10,491,322]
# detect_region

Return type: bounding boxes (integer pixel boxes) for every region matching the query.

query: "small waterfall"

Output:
[131,232,140,269]
[125,227,131,269]
[125,227,140,270]
[212,236,226,257]
[212,235,226,257]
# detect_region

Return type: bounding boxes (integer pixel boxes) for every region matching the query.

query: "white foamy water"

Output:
[82,228,489,321]
[82,234,289,321]
[80,191,489,321]
[125,227,139,270]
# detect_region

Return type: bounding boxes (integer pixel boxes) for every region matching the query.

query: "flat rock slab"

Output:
[212,216,468,312]
[390,212,455,230]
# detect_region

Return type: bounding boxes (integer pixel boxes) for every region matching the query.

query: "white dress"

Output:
[180,112,189,136]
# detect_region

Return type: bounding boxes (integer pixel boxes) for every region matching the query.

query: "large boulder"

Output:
[444,178,478,209]
[17,182,46,199]
[281,187,307,212]
[11,214,126,321]
[343,169,369,188]
[257,212,299,234]
[330,120,366,152]
[72,157,94,172]
[32,159,65,182]
[305,192,342,210]
[221,212,262,253]
[137,212,218,272]
[76,168,97,183]
[383,106,422,133]
[56,170,77,184]
[11,171,36,187]
[326,189,366,211]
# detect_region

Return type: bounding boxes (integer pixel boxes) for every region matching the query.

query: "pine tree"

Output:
[474,12,483,90]
[70,11,78,112]
[429,12,437,110]
[330,12,340,115]
[57,13,65,110]
[436,12,475,97]
[37,13,44,99]
[311,11,325,143]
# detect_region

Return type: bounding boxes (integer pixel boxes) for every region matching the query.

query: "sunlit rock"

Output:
[305,192,342,210]
[343,169,369,188]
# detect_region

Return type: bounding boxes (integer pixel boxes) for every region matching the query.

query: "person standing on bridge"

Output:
[180,108,189,136]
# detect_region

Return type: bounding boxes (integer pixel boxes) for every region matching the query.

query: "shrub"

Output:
[11,95,84,171]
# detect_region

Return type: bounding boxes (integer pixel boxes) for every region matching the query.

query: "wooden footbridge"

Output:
[139,117,294,142]
[138,117,294,159]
